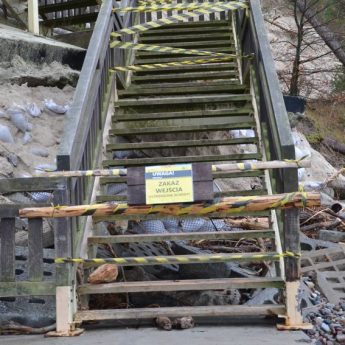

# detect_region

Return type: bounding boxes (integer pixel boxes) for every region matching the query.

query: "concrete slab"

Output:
[0,24,85,69]
[1,325,310,345]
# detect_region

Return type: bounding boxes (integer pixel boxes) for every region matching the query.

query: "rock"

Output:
[22,132,32,145]
[44,99,68,114]
[172,316,195,330]
[319,230,345,243]
[9,109,31,133]
[0,124,14,143]
[6,153,18,167]
[304,280,315,289]
[26,103,41,117]
[0,157,14,177]
[155,316,172,331]
[88,264,118,284]
[34,164,57,172]
[30,146,49,158]
[336,334,345,344]
[321,322,331,333]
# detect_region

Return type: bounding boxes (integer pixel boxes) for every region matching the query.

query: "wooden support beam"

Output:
[28,0,39,35]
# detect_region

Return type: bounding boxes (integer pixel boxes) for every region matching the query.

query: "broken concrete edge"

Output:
[0,24,86,70]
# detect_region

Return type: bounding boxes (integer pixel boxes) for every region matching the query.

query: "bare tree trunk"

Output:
[296,0,345,66]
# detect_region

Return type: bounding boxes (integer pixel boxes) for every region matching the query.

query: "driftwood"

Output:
[301,219,342,232]
[0,322,55,335]
[226,218,269,230]
[18,192,321,219]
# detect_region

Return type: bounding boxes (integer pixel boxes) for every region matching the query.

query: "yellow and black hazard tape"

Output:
[110,56,238,72]
[110,41,230,57]
[55,251,300,265]
[111,2,248,37]
[113,1,248,13]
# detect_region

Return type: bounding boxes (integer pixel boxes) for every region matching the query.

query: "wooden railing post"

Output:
[53,180,78,335]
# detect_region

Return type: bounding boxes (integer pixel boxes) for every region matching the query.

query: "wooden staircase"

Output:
[75,18,290,324]
[38,0,100,28]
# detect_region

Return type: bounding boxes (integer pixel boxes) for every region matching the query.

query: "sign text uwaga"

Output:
[145,164,194,204]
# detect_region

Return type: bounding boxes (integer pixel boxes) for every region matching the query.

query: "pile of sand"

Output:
[0,82,75,178]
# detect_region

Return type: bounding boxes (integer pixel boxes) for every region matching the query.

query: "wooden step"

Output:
[115,94,251,107]
[140,32,232,43]
[119,84,246,96]
[39,0,98,13]
[128,80,241,90]
[135,40,234,49]
[99,170,263,186]
[42,12,98,27]
[136,47,236,58]
[75,305,286,321]
[109,122,255,136]
[103,153,261,167]
[113,107,252,121]
[106,137,257,151]
[140,26,232,36]
[134,55,238,64]
[132,72,238,83]
[113,115,254,130]
[147,19,230,30]
[78,277,283,295]
[96,189,269,203]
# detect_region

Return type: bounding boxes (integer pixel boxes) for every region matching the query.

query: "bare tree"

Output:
[286,0,345,96]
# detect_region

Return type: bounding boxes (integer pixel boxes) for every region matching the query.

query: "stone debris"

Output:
[26,103,41,117]
[8,107,32,133]
[44,98,68,114]
[172,316,195,330]
[29,146,49,158]
[302,246,345,304]
[88,264,119,284]
[21,131,32,145]
[155,316,172,331]
[0,124,14,143]
[304,302,345,344]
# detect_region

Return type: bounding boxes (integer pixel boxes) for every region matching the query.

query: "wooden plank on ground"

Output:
[75,305,286,321]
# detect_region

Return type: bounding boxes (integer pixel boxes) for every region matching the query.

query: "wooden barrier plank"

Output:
[28,218,43,282]
[0,218,15,282]
[78,277,284,295]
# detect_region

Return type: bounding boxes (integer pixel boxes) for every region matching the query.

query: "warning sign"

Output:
[145,164,194,205]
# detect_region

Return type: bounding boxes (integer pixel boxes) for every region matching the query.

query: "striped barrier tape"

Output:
[55,251,300,265]
[18,192,321,219]
[111,2,247,37]
[109,40,231,57]
[113,1,249,12]
[109,56,238,72]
